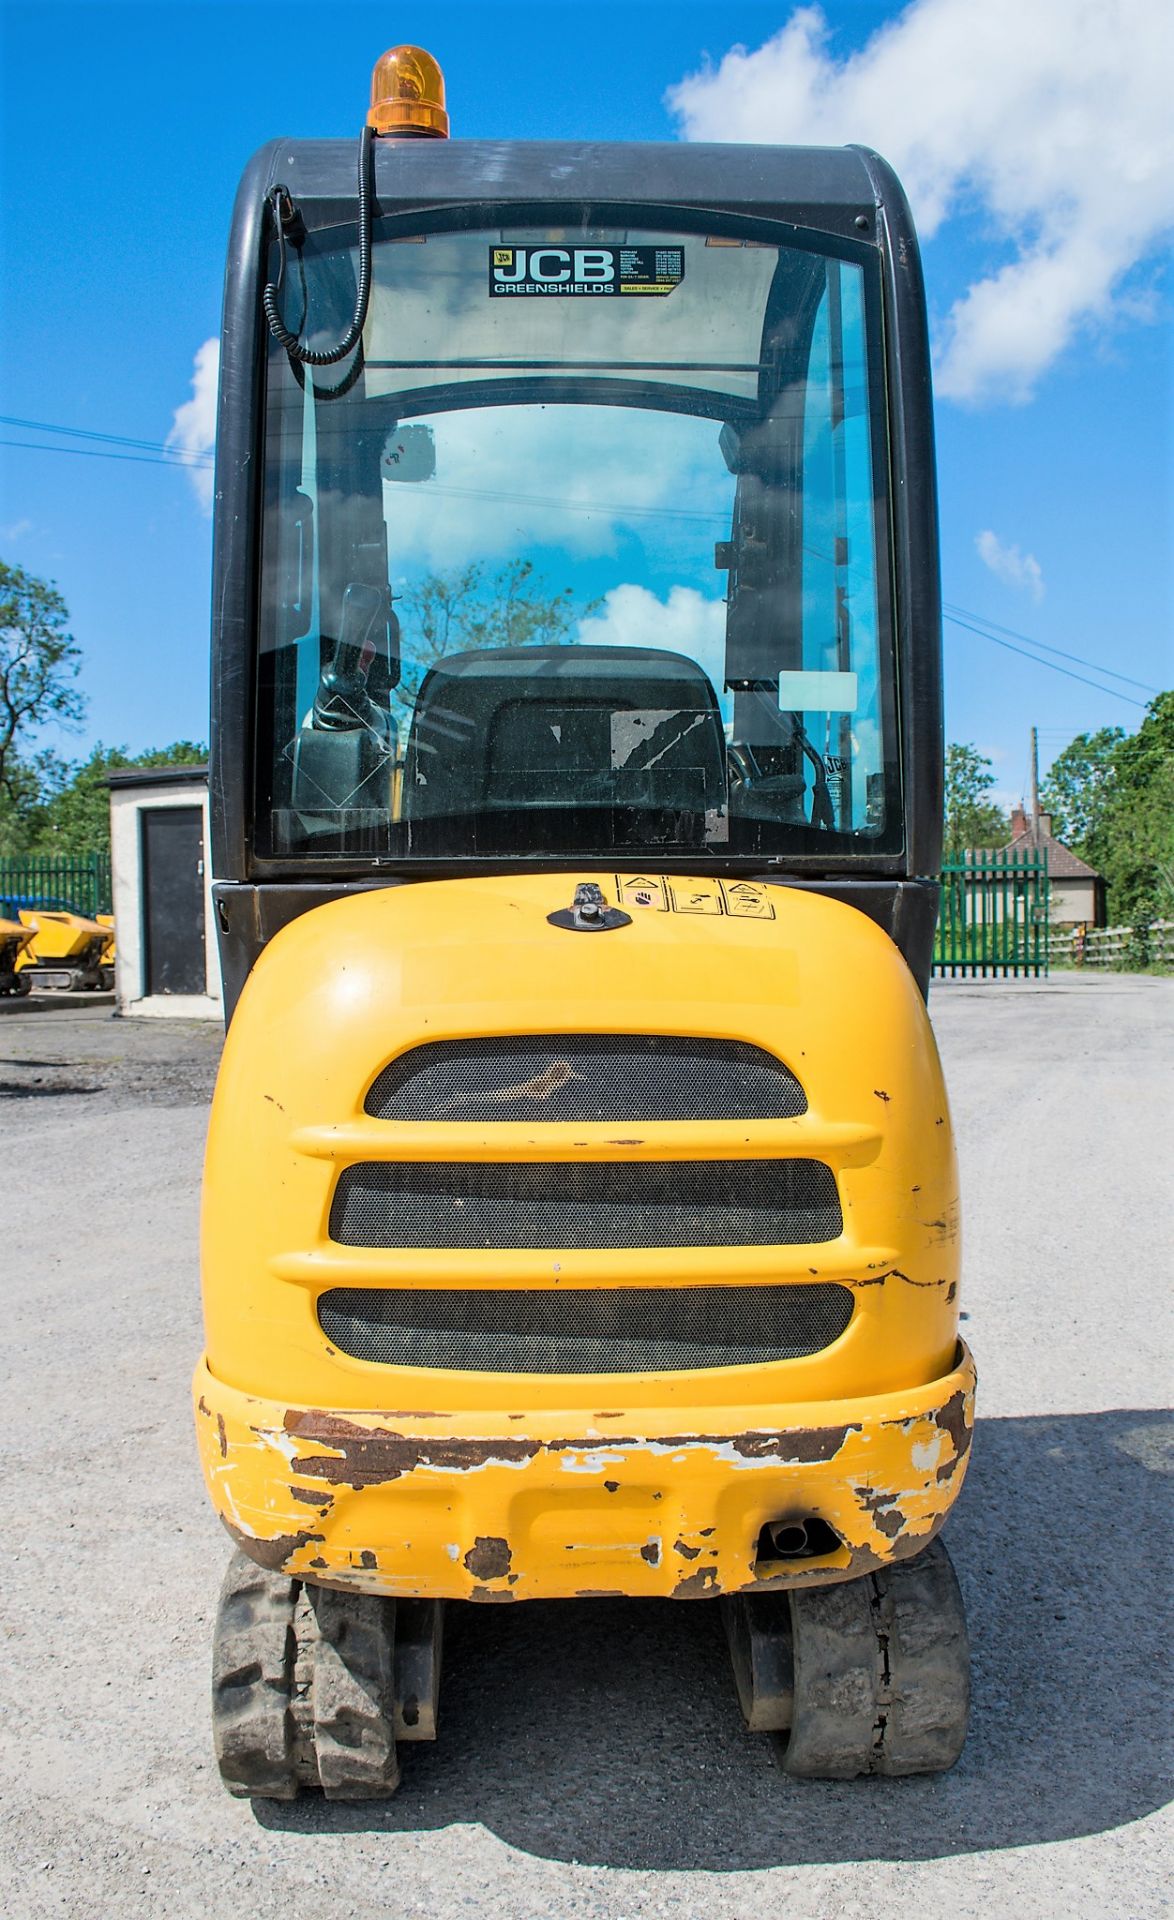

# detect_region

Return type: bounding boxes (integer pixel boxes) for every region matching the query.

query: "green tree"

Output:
[944,742,1008,857]
[28,740,208,856]
[1040,725,1125,849]
[1087,691,1174,926]
[0,748,58,853]
[394,559,595,702]
[0,562,85,806]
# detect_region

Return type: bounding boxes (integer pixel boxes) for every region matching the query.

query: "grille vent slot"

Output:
[365,1035,807,1124]
[318,1282,854,1374]
[329,1159,842,1250]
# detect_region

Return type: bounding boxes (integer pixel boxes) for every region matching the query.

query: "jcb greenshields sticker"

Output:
[489,245,685,297]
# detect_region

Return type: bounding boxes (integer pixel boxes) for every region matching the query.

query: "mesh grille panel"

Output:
[318,1282,855,1373]
[329,1160,842,1249]
[365,1035,807,1123]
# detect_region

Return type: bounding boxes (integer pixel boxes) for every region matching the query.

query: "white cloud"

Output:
[1,518,33,542]
[576,584,728,705]
[167,337,219,512]
[384,405,731,573]
[976,529,1044,602]
[667,0,1174,404]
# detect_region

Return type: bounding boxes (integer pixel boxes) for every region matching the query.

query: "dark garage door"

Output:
[141,806,206,996]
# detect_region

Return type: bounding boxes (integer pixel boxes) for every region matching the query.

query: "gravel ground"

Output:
[0,977,1170,1919]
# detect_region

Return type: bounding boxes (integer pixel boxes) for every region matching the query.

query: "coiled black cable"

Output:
[262,125,375,365]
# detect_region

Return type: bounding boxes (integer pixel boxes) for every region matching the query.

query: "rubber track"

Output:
[782,1538,970,1778]
[211,1551,300,1800]
[302,1587,400,1800]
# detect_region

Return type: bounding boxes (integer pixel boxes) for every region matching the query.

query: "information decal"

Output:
[489,245,685,297]
[613,875,776,921]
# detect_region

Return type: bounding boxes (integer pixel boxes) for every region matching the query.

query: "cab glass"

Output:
[255,219,897,861]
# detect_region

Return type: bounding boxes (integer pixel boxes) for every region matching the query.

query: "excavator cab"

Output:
[196,47,972,1800]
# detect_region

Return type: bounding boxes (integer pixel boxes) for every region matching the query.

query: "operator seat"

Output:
[402,645,727,842]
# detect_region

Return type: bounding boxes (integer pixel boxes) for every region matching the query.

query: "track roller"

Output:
[211,1550,443,1800]
[722,1537,969,1777]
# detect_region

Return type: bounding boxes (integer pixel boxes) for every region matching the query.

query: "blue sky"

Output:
[1,0,1170,809]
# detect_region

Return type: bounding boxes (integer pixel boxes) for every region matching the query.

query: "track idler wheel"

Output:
[211,1551,442,1800]
[722,1538,969,1778]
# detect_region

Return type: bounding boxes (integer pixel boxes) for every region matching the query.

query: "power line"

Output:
[944,611,1147,708]
[942,599,1158,694]
[0,436,211,471]
[0,413,211,460]
[0,410,1164,712]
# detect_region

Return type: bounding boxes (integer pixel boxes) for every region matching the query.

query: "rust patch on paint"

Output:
[358,1549,378,1570]
[469,1584,516,1603]
[727,1424,857,1465]
[640,1540,661,1567]
[224,1520,324,1572]
[276,1410,899,1492]
[603,1480,620,1493]
[935,1388,971,1458]
[674,1539,701,1561]
[216,1413,228,1459]
[197,1396,211,1419]
[854,1487,907,1537]
[464,1535,512,1581]
[290,1485,333,1508]
[285,1411,543,1486]
[674,1565,719,1599]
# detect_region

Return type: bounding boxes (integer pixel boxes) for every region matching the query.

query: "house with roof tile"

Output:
[1003,806,1105,927]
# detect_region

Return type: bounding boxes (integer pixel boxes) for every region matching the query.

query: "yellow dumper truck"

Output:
[194,46,972,1797]
[15,907,111,992]
[0,909,34,995]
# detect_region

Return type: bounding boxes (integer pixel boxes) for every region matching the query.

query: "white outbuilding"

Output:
[107,764,222,1018]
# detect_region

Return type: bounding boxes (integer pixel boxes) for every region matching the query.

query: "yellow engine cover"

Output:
[196,874,972,1601]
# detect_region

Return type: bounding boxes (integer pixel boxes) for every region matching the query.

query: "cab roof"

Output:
[237,138,898,246]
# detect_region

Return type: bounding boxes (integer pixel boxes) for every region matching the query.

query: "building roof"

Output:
[1002,807,1100,880]
[106,763,208,791]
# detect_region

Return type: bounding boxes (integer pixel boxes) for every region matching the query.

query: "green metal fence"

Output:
[934,849,1050,978]
[0,852,113,919]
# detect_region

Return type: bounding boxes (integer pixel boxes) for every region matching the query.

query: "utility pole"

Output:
[1030,725,1040,846]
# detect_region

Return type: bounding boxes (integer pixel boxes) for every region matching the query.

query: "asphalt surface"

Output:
[0,977,1170,1919]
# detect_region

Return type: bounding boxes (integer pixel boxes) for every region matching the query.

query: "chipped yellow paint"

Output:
[197,872,972,1598]
[193,1347,975,1598]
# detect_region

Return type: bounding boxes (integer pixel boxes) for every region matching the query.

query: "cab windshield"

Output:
[256,218,897,861]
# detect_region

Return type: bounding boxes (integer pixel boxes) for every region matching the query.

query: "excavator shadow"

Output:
[253,1407,1172,1868]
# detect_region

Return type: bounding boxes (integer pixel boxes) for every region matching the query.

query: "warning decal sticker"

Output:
[490,246,685,297]
[615,875,669,913]
[613,876,776,921]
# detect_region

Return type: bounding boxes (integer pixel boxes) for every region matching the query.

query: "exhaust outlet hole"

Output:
[754,1516,843,1569]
